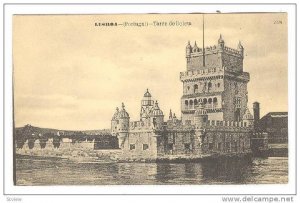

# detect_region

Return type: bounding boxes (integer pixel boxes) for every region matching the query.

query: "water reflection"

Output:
[16,156,288,185]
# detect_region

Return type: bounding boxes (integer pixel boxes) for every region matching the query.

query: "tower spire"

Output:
[202,14,205,67]
[169,109,173,119]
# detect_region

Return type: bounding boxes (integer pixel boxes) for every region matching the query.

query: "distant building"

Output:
[260,112,288,143]
[111,36,254,160]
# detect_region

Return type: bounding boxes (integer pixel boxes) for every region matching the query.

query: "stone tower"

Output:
[194,103,208,129]
[111,103,130,148]
[180,35,250,125]
[194,103,208,152]
[140,89,154,122]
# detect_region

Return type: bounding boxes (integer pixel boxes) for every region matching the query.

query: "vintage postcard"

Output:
[3,2,298,201]
[12,12,289,187]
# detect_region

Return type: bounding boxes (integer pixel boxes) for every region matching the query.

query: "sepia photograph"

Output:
[12,12,289,186]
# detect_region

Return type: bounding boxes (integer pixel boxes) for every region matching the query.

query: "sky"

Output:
[13,13,288,130]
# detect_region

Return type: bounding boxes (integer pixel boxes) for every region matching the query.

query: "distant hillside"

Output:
[15,125,110,135]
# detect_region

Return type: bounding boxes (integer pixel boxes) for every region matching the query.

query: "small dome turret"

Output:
[150,101,164,117]
[112,107,119,120]
[144,88,152,98]
[118,103,130,118]
[218,34,224,44]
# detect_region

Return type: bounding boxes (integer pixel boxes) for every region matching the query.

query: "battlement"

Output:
[208,119,251,127]
[186,37,244,72]
[224,46,243,56]
[180,67,249,83]
[188,44,243,58]
[180,66,224,81]
[129,120,161,131]
[190,45,219,55]
[130,120,148,129]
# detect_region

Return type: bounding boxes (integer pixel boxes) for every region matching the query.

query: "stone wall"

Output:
[119,119,252,161]
[121,130,158,160]
[16,139,122,162]
[16,139,95,156]
[187,53,222,70]
[222,52,243,72]
[223,76,248,121]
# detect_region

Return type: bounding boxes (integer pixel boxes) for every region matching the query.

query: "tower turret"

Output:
[243,107,254,128]
[140,89,154,121]
[186,40,192,58]
[169,109,173,120]
[150,101,164,129]
[194,103,208,129]
[111,107,120,136]
[111,103,130,148]
[194,103,208,151]
[193,41,199,52]
[218,34,225,49]
[237,41,244,58]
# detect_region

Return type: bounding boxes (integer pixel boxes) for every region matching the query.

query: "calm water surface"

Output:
[16,156,288,185]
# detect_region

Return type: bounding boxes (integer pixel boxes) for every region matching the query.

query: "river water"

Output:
[16,155,288,185]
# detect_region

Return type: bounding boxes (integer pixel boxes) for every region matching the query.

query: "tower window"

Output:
[187,86,190,91]
[208,82,212,88]
[235,97,241,108]
[184,143,191,151]
[194,84,198,93]
[217,83,220,88]
[194,99,198,106]
[185,100,188,106]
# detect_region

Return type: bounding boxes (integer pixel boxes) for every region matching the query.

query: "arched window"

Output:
[208,98,212,104]
[185,100,188,106]
[203,98,207,104]
[187,86,190,92]
[194,84,198,93]
[208,82,212,88]
[217,83,220,88]
[213,97,218,103]
[194,99,198,106]
[189,100,193,106]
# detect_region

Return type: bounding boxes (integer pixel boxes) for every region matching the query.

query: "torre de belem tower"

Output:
[111,35,254,161]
